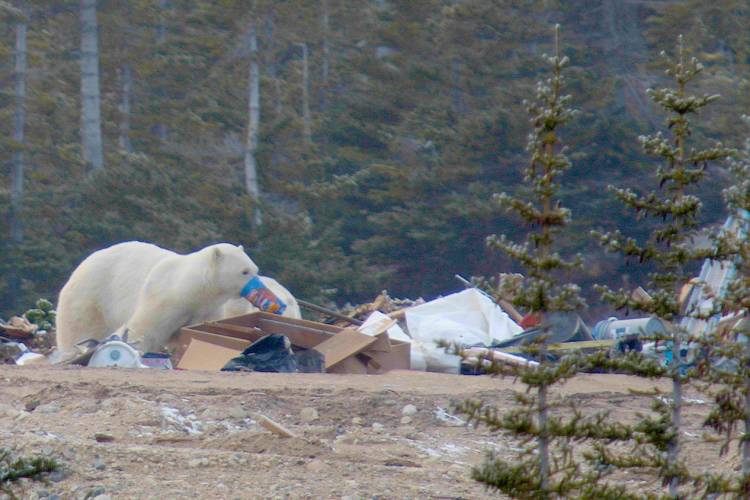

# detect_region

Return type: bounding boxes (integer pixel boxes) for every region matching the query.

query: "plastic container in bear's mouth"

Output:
[241,276,287,315]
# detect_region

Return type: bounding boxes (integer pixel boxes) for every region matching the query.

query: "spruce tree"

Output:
[453,27,639,498]
[697,116,750,497]
[594,36,734,496]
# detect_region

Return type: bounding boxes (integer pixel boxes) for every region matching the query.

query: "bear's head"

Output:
[208,243,259,296]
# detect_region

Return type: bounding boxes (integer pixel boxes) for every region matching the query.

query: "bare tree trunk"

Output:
[118,64,133,153]
[8,13,27,310]
[450,57,465,115]
[297,42,312,145]
[744,347,750,478]
[320,0,330,110]
[244,22,261,226]
[156,0,168,142]
[157,0,168,44]
[80,0,104,172]
[668,332,682,497]
[265,16,282,117]
[538,344,550,491]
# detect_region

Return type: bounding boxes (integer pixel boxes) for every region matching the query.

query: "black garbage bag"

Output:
[222,334,297,373]
[294,347,325,373]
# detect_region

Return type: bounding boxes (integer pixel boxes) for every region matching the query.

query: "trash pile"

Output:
[9,214,750,376]
[1,299,56,366]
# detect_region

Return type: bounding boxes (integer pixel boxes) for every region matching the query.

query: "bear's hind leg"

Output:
[55,292,109,351]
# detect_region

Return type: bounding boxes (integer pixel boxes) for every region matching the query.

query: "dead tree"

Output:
[79,0,104,172]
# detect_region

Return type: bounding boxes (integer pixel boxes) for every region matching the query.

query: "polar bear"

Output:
[55,241,297,354]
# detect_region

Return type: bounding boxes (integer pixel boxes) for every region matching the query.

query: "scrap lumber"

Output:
[0,316,37,339]
[254,413,297,438]
[298,299,363,326]
[204,322,265,338]
[498,339,615,354]
[312,327,378,369]
[631,286,653,306]
[464,347,540,367]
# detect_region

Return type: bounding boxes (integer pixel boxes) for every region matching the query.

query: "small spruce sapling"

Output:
[451,27,638,499]
[0,448,58,498]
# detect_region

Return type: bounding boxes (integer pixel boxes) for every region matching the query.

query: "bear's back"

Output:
[83,242,177,330]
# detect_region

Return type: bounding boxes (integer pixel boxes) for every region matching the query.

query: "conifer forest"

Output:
[7,2,750,498]
[0,1,748,319]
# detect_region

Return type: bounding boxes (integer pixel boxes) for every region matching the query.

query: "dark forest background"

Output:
[1,0,748,321]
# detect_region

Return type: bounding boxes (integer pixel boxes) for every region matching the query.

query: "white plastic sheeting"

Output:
[405,289,523,373]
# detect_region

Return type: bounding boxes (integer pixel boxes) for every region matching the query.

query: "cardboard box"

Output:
[173,312,410,374]
[176,338,246,371]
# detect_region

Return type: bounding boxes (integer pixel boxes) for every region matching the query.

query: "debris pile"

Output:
[1,299,57,365]
[173,312,410,374]
[328,290,425,326]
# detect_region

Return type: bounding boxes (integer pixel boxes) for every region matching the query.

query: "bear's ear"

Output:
[212,246,222,262]
[237,244,244,252]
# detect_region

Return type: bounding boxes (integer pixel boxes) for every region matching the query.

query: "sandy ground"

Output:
[0,366,736,499]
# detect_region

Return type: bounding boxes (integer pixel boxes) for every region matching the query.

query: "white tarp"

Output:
[405,289,523,373]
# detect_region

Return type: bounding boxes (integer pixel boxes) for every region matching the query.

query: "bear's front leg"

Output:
[123,301,190,353]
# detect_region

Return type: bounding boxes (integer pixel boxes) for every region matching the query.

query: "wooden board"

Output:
[312,327,378,369]
[498,339,615,354]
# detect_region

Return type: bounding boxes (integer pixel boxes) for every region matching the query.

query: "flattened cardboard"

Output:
[312,327,378,369]
[327,354,369,374]
[171,329,253,363]
[366,332,392,353]
[363,341,411,374]
[176,338,245,371]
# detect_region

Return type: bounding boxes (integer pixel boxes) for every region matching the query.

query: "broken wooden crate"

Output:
[171,312,410,374]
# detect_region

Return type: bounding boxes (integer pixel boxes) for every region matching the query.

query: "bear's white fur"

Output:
[55,241,297,354]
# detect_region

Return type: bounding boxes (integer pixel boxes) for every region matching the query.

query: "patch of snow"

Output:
[160,405,203,435]
[434,407,465,426]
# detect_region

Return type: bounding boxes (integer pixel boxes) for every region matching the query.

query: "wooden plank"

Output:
[257,318,336,348]
[254,414,297,438]
[204,322,265,338]
[242,312,342,333]
[498,299,524,324]
[191,324,266,343]
[313,327,378,369]
[297,299,364,326]
[498,339,615,354]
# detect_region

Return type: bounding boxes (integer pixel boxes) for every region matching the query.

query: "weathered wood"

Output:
[298,299,364,326]
[254,413,296,438]
[313,327,377,369]
[498,339,615,354]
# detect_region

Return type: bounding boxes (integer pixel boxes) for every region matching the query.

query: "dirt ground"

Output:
[0,366,737,499]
